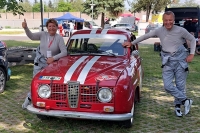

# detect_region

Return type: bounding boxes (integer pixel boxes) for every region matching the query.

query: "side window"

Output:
[68,39,82,51]
[85,22,90,28]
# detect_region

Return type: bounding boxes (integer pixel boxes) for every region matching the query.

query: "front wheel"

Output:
[37,114,53,120]
[0,67,6,93]
[195,46,200,55]
[121,102,135,128]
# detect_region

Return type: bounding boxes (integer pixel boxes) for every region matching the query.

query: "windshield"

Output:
[67,34,127,56]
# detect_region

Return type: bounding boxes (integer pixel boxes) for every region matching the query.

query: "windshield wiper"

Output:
[98,50,116,56]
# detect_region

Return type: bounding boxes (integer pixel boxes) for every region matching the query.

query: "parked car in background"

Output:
[26,29,143,128]
[111,23,136,32]
[0,41,11,93]
[145,23,162,34]
[83,20,102,29]
[0,26,3,30]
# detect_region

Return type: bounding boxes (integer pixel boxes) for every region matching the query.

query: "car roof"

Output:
[73,29,130,35]
[114,23,131,25]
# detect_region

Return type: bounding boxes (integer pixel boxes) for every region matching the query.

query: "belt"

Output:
[161,50,177,55]
[161,49,170,53]
[34,63,38,66]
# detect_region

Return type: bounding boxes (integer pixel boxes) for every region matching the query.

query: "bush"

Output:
[5,26,11,29]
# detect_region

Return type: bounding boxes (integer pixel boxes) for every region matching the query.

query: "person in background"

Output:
[21,18,67,109]
[123,11,196,117]
[62,21,70,37]
[68,21,75,36]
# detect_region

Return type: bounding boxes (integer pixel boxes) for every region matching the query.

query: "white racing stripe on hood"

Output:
[64,56,88,83]
[77,56,101,84]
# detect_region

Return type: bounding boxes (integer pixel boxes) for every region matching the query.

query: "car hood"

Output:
[37,56,128,86]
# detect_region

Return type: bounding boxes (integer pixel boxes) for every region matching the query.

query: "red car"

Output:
[27,29,143,128]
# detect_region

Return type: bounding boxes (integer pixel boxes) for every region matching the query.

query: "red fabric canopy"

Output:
[120,13,140,20]
[120,13,133,17]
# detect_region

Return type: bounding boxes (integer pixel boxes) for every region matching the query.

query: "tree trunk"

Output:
[146,4,151,22]
[101,12,105,29]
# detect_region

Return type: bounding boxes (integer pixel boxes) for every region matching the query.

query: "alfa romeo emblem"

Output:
[70,88,76,95]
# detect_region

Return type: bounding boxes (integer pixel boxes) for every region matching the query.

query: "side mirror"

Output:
[131,50,139,56]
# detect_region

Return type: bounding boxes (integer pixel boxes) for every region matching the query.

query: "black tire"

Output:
[195,46,200,55]
[121,89,139,128]
[0,67,6,93]
[121,102,135,128]
[37,114,52,120]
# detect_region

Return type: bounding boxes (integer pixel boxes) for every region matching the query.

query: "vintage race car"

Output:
[27,29,143,128]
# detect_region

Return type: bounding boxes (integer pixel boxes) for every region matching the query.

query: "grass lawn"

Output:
[0,31,24,34]
[4,40,39,47]
[0,41,200,133]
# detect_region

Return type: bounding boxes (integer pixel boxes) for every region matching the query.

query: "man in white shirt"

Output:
[68,21,75,36]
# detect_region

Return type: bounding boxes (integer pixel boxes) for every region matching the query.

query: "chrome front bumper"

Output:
[27,105,132,121]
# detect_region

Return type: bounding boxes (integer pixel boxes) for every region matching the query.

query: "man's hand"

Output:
[47,57,55,64]
[22,19,27,29]
[122,41,132,47]
[186,54,194,62]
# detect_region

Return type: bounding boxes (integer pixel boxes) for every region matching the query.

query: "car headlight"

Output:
[38,84,51,99]
[97,88,112,103]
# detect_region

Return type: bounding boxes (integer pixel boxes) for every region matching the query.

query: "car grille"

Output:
[67,81,79,108]
[39,83,113,108]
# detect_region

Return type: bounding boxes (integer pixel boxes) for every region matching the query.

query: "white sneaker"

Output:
[22,97,31,109]
[175,107,183,117]
[184,99,193,115]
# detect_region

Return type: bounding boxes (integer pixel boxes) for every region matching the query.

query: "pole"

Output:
[40,0,44,31]
[92,0,93,22]
[90,0,95,23]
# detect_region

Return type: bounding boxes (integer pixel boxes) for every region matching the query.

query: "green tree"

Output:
[71,0,84,12]
[0,0,25,15]
[32,3,40,12]
[57,0,72,12]
[19,0,32,12]
[107,0,124,18]
[32,2,48,12]
[47,0,55,12]
[83,0,124,28]
[129,0,172,22]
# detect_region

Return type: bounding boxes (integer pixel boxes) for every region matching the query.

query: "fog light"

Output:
[103,106,114,112]
[36,102,45,107]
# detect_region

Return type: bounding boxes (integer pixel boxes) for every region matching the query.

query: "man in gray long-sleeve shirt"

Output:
[123,11,195,117]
